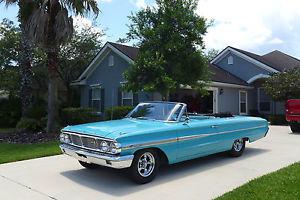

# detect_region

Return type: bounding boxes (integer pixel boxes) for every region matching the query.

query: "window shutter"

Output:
[117,87,122,106]
[88,88,92,107]
[133,93,139,106]
[101,88,105,112]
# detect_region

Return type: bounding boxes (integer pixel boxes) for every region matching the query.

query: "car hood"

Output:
[62,118,169,140]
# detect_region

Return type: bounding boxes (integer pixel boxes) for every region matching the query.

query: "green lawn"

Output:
[0,141,61,164]
[216,162,300,200]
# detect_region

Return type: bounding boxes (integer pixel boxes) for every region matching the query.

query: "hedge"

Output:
[61,107,100,125]
[105,106,134,120]
[268,115,288,125]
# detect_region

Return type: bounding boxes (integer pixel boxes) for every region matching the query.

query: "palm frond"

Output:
[60,0,100,17]
[0,0,17,7]
[26,8,49,45]
[54,7,73,43]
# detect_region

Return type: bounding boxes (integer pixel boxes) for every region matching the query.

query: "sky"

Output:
[1,0,300,58]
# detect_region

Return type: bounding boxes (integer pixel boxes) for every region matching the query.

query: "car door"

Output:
[176,118,223,161]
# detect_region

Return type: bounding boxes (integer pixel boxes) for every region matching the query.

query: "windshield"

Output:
[127,102,184,121]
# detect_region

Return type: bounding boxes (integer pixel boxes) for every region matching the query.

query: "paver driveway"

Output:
[0,126,300,200]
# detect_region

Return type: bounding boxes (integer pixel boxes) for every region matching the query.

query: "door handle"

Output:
[211,125,219,128]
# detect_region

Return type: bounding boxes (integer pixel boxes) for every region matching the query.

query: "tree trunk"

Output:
[19,24,33,117]
[46,48,59,134]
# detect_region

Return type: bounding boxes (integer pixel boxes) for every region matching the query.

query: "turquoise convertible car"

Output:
[60,101,269,184]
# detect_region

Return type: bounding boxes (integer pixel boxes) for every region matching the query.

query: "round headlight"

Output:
[100,141,109,152]
[60,133,65,142]
[64,134,71,143]
[110,142,118,154]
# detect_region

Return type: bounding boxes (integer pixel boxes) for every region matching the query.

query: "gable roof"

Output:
[211,46,279,73]
[108,42,139,60]
[73,42,136,84]
[262,50,300,71]
[212,46,300,73]
[210,64,249,86]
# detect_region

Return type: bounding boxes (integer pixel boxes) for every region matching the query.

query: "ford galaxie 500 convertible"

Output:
[60,101,269,184]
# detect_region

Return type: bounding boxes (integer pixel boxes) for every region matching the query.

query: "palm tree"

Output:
[0,0,36,117]
[25,0,99,133]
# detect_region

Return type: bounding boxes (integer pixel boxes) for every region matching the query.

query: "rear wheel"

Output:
[78,161,98,169]
[290,123,300,133]
[129,149,159,184]
[229,138,245,157]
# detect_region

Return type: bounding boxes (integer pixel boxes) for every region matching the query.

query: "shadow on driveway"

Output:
[60,147,269,197]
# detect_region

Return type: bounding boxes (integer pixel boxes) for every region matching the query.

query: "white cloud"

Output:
[268,38,284,45]
[73,16,105,40]
[73,15,93,28]
[130,0,147,9]
[197,0,300,57]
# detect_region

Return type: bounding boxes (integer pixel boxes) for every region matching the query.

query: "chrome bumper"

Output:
[60,144,133,169]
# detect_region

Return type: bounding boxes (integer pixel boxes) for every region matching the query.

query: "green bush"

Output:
[105,106,134,120]
[61,107,100,125]
[0,98,22,128]
[268,115,288,125]
[16,118,42,132]
[27,105,47,120]
[40,116,48,129]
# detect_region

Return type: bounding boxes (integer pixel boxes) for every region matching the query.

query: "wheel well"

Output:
[134,148,169,165]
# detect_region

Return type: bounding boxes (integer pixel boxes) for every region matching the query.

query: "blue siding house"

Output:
[72,42,300,116]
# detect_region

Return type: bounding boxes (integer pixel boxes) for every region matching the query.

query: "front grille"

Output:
[63,131,112,152]
[70,134,82,146]
[81,136,97,149]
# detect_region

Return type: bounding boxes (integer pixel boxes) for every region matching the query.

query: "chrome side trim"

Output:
[121,125,267,150]
[122,138,178,150]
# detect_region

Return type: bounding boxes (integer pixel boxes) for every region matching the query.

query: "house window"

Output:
[122,91,133,106]
[258,88,271,112]
[91,86,101,111]
[228,55,233,65]
[108,55,114,67]
[239,90,247,115]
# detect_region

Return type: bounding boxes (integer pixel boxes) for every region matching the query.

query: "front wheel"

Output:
[290,123,300,133]
[229,138,245,157]
[129,149,159,184]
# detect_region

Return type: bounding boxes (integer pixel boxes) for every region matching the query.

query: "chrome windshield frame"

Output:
[126,101,187,123]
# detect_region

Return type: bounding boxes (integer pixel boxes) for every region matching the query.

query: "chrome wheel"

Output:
[137,152,155,177]
[233,139,244,152]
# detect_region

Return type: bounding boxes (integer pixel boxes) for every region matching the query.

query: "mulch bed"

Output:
[0,131,58,144]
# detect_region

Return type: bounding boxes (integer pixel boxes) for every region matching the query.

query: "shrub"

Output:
[268,115,288,125]
[27,105,47,120]
[105,106,134,120]
[16,118,42,132]
[0,98,21,128]
[61,107,100,125]
[40,116,48,129]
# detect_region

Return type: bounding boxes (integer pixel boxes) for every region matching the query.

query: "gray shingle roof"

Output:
[209,64,249,86]
[230,47,300,72]
[262,50,300,71]
[108,42,139,60]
